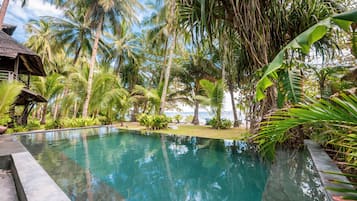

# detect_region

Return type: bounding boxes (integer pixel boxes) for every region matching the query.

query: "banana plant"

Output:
[256,9,357,101]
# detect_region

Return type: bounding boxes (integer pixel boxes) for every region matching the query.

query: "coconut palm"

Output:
[45,8,93,65]
[159,0,179,114]
[173,50,220,124]
[25,19,58,73]
[199,79,224,129]
[31,73,64,124]
[176,0,347,129]
[81,0,143,118]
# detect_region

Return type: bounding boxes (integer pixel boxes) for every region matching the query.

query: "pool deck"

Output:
[0,134,70,201]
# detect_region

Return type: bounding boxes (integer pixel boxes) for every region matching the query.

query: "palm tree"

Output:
[176,0,347,130]
[81,0,143,118]
[199,79,224,129]
[159,0,178,114]
[45,8,93,65]
[25,19,58,73]
[31,73,64,124]
[174,50,220,124]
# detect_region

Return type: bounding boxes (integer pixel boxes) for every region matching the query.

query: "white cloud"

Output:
[4,0,62,42]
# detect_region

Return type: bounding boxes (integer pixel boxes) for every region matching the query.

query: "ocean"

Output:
[164,111,243,125]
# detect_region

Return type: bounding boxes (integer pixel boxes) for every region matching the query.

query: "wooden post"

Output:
[27,72,30,89]
[14,56,19,81]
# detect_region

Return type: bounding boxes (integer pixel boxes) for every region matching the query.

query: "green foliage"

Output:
[173,114,182,123]
[45,119,63,129]
[0,82,23,126]
[256,9,357,101]
[45,118,100,129]
[137,114,171,130]
[26,120,41,130]
[254,94,357,162]
[199,79,224,128]
[206,118,232,129]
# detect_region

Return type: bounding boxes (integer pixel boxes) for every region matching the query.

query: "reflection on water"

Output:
[19,127,326,201]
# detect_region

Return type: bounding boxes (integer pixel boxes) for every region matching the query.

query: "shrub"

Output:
[173,114,182,124]
[13,126,28,133]
[45,119,63,130]
[206,118,232,129]
[137,114,171,130]
[26,120,41,130]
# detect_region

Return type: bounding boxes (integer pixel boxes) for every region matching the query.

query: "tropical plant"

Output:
[173,49,220,125]
[137,114,171,130]
[31,73,64,124]
[26,19,59,73]
[199,79,224,129]
[177,0,346,129]
[159,0,179,114]
[254,93,357,160]
[256,9,357,101]
[45,8,93,65]
[81,0,143,117]
[0,82,23,125]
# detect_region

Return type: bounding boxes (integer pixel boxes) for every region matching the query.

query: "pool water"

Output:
[18,127,327,201]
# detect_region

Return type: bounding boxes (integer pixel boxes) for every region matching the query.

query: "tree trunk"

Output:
[40,104,47,125]
[82,16,103,117]
[73,100,78,119]
[73,45,82,65]
[159,31,176,115]
[229,85,239,127]
[0,0,10,28]
[130,103,139,122]
[192,101,199,125]
[159,0,176,115]
[159,39,169,86]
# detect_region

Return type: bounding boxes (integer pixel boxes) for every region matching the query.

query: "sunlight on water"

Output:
[19,127,326,201]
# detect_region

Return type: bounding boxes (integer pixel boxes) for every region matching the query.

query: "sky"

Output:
[5,0,62,42]
[5,0,236,113]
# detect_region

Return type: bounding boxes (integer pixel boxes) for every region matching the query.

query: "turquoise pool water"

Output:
[18,127,327,201]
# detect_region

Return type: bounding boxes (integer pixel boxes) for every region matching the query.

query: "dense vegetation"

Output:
[0,1,356,197]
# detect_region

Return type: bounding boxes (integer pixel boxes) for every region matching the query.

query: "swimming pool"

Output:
[18,127,327,201]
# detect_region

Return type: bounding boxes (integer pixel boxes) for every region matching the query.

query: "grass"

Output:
[115,122,249,140]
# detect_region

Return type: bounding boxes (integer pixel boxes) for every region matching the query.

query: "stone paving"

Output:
[0,169,18,201]
[0,135,26,157]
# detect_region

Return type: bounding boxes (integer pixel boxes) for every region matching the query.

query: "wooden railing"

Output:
[0,70,17,81]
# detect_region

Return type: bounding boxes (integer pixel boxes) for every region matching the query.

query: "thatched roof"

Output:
[1,24,16,36]
[0,31,45,76]
[15,88,47,105]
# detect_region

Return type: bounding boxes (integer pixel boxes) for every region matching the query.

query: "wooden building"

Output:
[0,25,46,126]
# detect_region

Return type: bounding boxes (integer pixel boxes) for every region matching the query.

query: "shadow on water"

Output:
[262,149,327,201]
[19,127,326,201]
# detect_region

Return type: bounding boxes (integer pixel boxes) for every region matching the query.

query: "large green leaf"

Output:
[0,82,23,117]
[256,9,357,101]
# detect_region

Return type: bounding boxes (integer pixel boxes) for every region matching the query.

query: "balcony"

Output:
[0,70,17,81]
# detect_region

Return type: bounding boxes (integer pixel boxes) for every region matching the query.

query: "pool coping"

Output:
[0,132,74,201]
[9,125,113,136]
[304,140,355,201]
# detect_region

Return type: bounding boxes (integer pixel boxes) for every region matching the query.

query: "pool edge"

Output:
[0,135,71,201]
[305,139,355,201]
